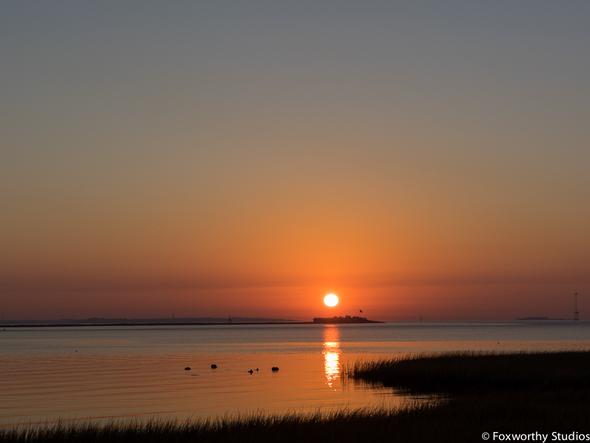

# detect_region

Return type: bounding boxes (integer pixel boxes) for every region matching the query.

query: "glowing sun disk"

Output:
[323,293,339,307]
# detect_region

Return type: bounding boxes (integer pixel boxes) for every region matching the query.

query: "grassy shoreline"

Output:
[3,351,590,442]
[349,350,590,393]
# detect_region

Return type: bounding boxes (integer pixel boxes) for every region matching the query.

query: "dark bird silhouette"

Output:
[210,364,218,369]
[184,367,191,371]
[248,369,254,374]
[271,366,279,372]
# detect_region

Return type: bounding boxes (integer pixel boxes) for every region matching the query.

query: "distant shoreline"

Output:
[2,319,585,328]
[0,317,384,328]
[0,321,315,328]
[0,320,382,328]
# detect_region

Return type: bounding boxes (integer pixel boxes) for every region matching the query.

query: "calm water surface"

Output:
[1,322,590,427]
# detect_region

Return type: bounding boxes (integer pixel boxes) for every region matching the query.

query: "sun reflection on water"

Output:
[322,326,341,389]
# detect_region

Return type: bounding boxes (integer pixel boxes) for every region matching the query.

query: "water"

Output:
[1,321,590,428]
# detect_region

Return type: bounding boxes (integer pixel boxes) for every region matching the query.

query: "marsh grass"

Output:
[348,350,590,394]
[0,406,437,443]
[4,395,590,443]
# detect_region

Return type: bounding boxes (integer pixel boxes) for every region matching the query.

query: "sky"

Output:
[1,1,589,321]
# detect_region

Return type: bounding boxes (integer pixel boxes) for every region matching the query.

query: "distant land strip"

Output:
[0,317,384,328]
[0,321,313,328]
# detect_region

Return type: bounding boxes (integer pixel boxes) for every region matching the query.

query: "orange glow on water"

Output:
[322,326,341,389]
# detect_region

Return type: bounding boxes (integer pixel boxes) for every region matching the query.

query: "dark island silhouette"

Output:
[313,316,382,324]
[1,316,383,328]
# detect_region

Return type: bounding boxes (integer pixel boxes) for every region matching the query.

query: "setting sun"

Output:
[323,293,340,308]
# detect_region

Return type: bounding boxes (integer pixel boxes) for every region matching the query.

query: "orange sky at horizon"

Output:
[1,2,589,321]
